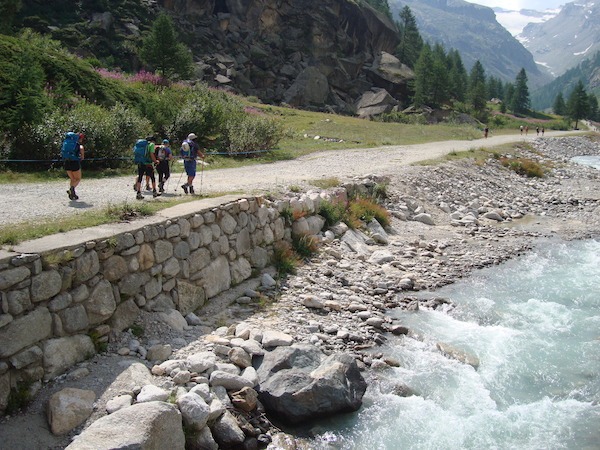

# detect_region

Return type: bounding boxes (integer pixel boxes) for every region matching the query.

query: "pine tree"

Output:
[412,43,434,107]
[468,61,487,113]
[566,80,589,129]
[0,47,48,135]
[430,44,450,107]
[553,92,567,115]
[447,49,467,103]
[396,6,423,69]
[511,68,530,114]
[140,13,193,80]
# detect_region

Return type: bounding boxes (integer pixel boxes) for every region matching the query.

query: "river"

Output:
[309,238,600,450]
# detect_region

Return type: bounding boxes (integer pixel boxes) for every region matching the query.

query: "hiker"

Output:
[520,125,524,135]
[484,126,489,138]
[62,132,85,200]
[180,133,204,195]
[536,126,540,136]
[133,136,159,199]
[525,125,529,136]
[156,139,173,193]
[541,127,545,136]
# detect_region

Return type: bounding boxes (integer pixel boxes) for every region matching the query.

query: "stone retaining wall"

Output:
[0,190,345,415]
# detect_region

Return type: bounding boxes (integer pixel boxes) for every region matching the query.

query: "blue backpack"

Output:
[133,139,149,164]
[61,132,80,161]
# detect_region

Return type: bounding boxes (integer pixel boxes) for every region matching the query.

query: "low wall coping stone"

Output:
[2,195,245,260]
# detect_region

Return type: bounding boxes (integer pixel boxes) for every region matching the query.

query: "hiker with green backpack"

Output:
[62,132,85,200]
[133,136,160,199]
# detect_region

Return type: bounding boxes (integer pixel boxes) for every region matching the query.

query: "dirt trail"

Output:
[0,130,583,227]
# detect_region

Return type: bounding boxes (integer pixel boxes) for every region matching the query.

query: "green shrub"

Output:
[272,241,299,277]
[292,233,320,258]
[319,200,346,227]
[499,157,545,178]
[348,197,391,228]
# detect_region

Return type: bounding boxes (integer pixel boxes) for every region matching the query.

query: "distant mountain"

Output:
[519,1,600,77]
[492,7,559,36]
[531,50,600,110]
[389,0,552,88]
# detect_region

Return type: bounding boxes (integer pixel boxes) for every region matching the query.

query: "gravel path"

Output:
[0,131,583,226]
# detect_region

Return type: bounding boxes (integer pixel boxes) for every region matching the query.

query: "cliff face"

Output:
[160,0,408,111]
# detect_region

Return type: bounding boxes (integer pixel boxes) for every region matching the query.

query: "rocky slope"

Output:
[16,0,413,113]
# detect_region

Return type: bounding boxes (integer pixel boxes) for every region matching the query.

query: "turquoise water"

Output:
[312,239,600,450]
[572,155,600,170]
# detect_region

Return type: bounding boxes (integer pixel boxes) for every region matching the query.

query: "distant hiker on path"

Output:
[62,132,85,200]
[536,127,540,136]
[520,125,524,135]
[525,126,529,136]
[542,127,545,136]
[180,133,204,195]
[134,136,159,199]
[484,127,489,138]
[157,139,173,193]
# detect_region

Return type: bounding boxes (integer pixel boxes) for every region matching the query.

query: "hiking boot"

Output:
[145,185,151,191]
[181,184,188,194]
[189,185,195,195]
[136,191,143,200]
[158,181,164,192]
[67,189,74,200]
[153,190,159,198]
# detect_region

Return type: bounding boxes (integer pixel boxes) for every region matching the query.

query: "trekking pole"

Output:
[174,159,185,192]
[199,156,205,196]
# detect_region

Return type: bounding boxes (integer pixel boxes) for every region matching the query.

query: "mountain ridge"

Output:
[389,0,552,88]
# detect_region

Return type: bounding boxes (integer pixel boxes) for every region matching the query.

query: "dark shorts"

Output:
[184,159,197,177]
[137,164,155,182]
[64,160,81,172]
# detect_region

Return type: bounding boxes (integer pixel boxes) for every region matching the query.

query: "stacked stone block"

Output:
[0,192,333,415]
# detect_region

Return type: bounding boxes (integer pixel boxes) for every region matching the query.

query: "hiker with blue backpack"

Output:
[62,132,85,200]
[180,133,204,195]
[133,136,160,199]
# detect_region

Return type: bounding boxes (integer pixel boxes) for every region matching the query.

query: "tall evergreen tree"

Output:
[566,80,589,129]
[553,92,567,115]
[468,60,487,113]
[504,82,515,112]
[0,47,48,135]
[140,13,193,80]
[430,43,450,107]
[511,68,530,114]
[396,6,423,69]
[412,43,434,107]
[447,49,467,103]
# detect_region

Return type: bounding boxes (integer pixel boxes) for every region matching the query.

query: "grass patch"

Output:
[348,196,391,228]
[272,241,300,277]
[319,200,347,227]
[309,177,340,189]
[499,157,546,178]
[292,233,320,258]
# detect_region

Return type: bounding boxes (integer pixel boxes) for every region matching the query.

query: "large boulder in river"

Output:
[66,401,184,449]
[257,344,367,424]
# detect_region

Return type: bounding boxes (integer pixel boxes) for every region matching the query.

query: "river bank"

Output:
[0,135,598,449]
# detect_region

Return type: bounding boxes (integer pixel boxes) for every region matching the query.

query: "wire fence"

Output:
[0,148,278,166]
